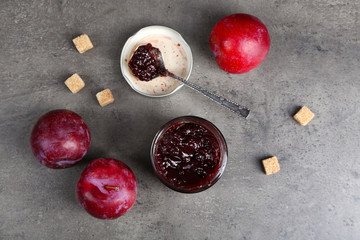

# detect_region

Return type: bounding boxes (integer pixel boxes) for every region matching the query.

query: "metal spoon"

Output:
[149,47,250,118]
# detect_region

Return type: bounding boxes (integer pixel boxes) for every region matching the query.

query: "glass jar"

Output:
[150,116,228,193]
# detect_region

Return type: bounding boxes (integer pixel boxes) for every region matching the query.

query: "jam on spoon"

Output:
[128,43,167,81]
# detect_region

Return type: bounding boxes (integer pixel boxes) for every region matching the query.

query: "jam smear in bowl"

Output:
[151,116,228,193]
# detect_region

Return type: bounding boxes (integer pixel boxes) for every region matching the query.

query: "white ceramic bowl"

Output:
[120,26,193,97]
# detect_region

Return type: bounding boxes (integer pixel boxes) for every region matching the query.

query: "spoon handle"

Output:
[167,72,250,118]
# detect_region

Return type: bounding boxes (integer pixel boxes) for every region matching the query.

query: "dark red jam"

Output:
[154,122,221,189]
[128,43,166,81]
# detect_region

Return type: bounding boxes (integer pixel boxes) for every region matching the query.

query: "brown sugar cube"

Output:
[72,34,93,53]
[64,73,85,93]
[293,106,315,126]
[262,156,280,175]
[96,89,114,107]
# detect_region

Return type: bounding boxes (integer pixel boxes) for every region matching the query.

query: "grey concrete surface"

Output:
[1,0,359,239]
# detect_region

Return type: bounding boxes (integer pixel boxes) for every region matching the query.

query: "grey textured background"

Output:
[1,0,360,239]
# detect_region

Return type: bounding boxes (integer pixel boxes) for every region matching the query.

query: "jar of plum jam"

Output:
[151,116,228,193]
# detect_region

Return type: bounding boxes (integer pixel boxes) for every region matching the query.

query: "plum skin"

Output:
[30,109,91,169]
[209,13,271,74]
[76,158,137,220]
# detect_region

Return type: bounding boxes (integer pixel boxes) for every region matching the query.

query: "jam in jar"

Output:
[151,116,227,193]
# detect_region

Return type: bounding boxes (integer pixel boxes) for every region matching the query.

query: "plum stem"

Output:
[104,186,120,191]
